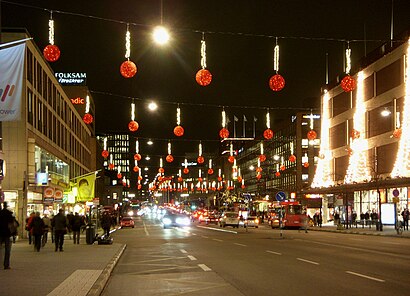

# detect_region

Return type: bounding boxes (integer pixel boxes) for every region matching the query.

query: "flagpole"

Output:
[70,169,101,181]
[253,117,256,138]
[243,118,246,137]
[233,119,236,137]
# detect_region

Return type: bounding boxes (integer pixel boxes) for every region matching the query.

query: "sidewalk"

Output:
[0,229,125,296]
[307,222,410,238]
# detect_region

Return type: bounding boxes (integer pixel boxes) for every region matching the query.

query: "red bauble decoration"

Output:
[307,130,317,140]
[351,129,360,139]
[158,167,164,174]
[138,175,143,181]
[219,128,229,139]
[197,156,205,164]
[259,154,266,162]
[208,168,214,175]
[256,174,262,180]
[174,125,184,137]
[228,156,235,163]
[237,176,243,183]
[275,171,281,177]
[280,165,286,171]
[108,163,115,170]
[158,176,163,182]
[393,128,402,139]
[198,177,203,182]
[241,184,245,189]
[195,69,212,86]
[128,120,139,132]
[178,177,183,182]
[137,184,142,190]
[269,74,285,91]
[263,128,274,140]
[117,173,122,179]
[256,167,262,173]
[83,113,93,124]
[341,75,356,92]
[134,153,142,161]
[166,155,174,163]
[183,168,189,174]
[289,154,296,162]
[133,166,140,172]
[120,60,137,78]
[43,44,61,62]
[101,150,109,158]
[303,162,309,168]
[217,176,222,182]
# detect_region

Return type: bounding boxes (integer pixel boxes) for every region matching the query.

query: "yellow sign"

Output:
[392,197,399,203]
[76,174,96,202]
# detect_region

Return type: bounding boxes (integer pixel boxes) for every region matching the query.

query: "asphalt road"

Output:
[102,215,410,296]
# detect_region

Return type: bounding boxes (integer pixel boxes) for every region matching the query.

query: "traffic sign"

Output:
[392,197,399,203]
[275,191,286,202]
[392,189,399,197]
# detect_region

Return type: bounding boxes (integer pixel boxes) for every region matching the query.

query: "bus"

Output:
[268,201,307,229]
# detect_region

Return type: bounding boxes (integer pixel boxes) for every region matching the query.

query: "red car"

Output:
[120,217,135,228]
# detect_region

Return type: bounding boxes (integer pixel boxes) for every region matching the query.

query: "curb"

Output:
[308,227,410,238]
[87,243,127,296]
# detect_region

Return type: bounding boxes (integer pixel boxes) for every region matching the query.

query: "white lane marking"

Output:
[266,250,282,255]
[346,271,385,282]
[198,264,212,271]
[213,238,223,242]
[202,236,209,239]
[197,225,238,234]
[234,243,247,247]
[297,258,319,265]
[143,221,150,236]
[180,249,187,254]
[381,241,401,245]
[187,255,197,261]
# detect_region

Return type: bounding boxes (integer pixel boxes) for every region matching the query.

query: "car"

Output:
[245,216,260,228]
[120,217,135,228]
[205,212,220,224]
[162,211,191,229]
[219,212,240,228]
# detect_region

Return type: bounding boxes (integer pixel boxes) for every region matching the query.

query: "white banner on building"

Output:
[0,43,25,121]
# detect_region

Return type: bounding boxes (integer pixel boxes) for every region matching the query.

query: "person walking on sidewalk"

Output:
[30,212,45,252]
[25,212,35,245]
[52,209,68,252]
[0,202,14,269]
[42,213,52,247]
[71,212,84,244]
[402,208,409,231]
[101,211,112,238]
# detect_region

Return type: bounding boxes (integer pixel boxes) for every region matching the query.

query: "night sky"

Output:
[1,0,409,169]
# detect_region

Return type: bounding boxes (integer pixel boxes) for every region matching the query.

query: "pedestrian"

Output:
[42,212,52,247]
[334,212,340,226]
[71,212,84,244]
[313,213,318,226]
[352,211,357,228]
[0,202,14,269]
[51,209,68,252]
[402,208,409,231]
[30,212,45,252]
[25,212,35,245]
[66,212,74,239]
[10,213,19,243]
[101,211,112,238]
[360,212,365,228]
[364,211,370,227]
[317,212,323,228]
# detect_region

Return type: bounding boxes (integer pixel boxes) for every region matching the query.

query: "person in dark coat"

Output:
[0,202,14,269]
[30,212,45,252]
[52,209,68,252]
[101,211,112,237]
[71,212,84,244]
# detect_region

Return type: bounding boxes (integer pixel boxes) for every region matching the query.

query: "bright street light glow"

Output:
[145,156,150,160]
[147,140,153,145]
[148,102,158,111]
[153,26,170,45]
[380,108,391,117]
[144,167,149,171]
[249,165,255,171]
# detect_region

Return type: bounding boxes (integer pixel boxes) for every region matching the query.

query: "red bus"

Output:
[268,201,307,229]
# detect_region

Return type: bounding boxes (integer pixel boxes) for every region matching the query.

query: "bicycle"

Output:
[396,221,403,235]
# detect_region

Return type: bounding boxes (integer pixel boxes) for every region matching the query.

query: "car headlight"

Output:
[163,217,172,225]
[128,211,134,216]
[176,217,190,226]
[255,219,259,224]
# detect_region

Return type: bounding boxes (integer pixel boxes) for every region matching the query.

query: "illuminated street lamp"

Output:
[153,26,169,45]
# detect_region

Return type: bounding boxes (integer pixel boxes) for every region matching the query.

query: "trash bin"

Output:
[86,224,96,244]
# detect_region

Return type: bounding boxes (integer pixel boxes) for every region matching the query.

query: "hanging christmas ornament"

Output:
[43,12,61,62]
[128,102,139,132]
[303,162,309,168]
[341,43,356,92]
[393,128,402,139]
[228,143,235,163]
[197,142,205,164]
[158,158,164,174]
[82,95,93,124]
[259,142,266,162]
[256,158,262,173]
[269,40,285,91]
[133,166,140,173]
[237,175,243,183]
[196,33,212,86]
[166,142,174,163]
[351,129,360,139]
[219,109,230,138]
[198,170,203,182]
[263,110,274,140]
[117,165,122,179]
[101,137,109,158]
[183,159,189,174]
[173,106,184,136]
[137,184,142,190]
[108,163,115,170]
[307,130,317,140]
[275,171,281,177]
[120,24,137,78]
[256,173,262,180]
[207,159,214,175]
[280,165,286,171]
[289,154,296,162]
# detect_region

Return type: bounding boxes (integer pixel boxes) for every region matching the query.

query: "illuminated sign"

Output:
[70,97,85,105]
[55,72,87,85]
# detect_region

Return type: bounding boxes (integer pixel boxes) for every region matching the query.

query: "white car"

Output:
[219,212,240,228]
[245,216,259,228]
